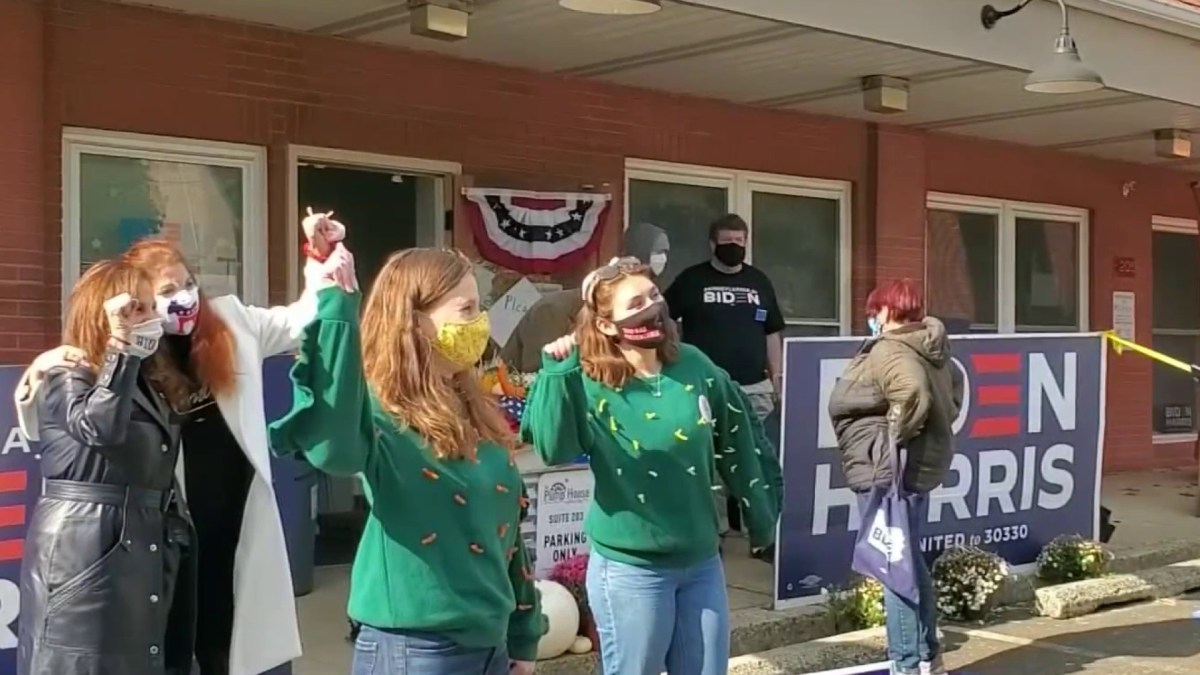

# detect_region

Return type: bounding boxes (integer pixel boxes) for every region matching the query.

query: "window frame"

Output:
[285,145,462,300]
[62,128,268,310]
[1150,214,1200,445]
[624,158,852,335]
[924,192,1090,333]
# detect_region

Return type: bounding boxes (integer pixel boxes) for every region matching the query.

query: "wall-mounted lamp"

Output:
[862,76,909,114]
[1154,129,1192,160]
[559,0,662,15]
[409,0,470,41]
[981,0,1105,94]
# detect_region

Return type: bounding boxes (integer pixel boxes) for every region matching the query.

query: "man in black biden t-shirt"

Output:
[665,213,785,534]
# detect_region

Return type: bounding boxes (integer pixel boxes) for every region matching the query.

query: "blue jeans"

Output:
[351,626,509,675]
[857,492,940,674]
[587,552,730,675]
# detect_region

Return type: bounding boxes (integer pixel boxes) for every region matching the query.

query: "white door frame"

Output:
[286,145,462,299]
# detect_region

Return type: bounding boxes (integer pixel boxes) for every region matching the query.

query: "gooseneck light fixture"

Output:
[559,0,662,16]
[981,0,1105,94]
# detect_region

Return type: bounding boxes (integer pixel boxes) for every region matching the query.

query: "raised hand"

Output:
[302,208,356,293]
[542,334,576,361]
[301,207,346,261]
[325,243,359,293]
[103,293,162,358]
[103,293,143,344]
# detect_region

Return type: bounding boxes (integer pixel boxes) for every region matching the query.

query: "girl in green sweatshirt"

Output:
[269,249,543,675]
[521,257,780,675]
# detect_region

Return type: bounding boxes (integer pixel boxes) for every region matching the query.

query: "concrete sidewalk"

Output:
[941,595,1200,675]
[761,592,1200,675]
[290,469,1200,674]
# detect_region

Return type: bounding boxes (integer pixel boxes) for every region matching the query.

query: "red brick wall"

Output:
[2,0,1197,472]
[34,0,865,314]
[926,133,1200,471]
[0,0,51,364]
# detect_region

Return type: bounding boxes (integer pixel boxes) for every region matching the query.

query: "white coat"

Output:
[192,293,316,675]
[16,293,316,675]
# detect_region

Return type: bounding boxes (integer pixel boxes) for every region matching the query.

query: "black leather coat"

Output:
[18,348,197,675]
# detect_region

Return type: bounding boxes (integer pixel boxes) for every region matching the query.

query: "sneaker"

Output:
[920,656,948,674]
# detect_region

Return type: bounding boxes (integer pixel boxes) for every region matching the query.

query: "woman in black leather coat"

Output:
[18,259,195,675]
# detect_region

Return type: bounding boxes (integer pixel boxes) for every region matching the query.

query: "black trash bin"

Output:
[262,355,317,598]
[272,455,318,597]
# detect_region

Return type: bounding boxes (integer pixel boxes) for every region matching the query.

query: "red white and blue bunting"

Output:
[462,188,611,274]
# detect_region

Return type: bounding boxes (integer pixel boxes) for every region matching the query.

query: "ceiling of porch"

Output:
[119,0,1200,172]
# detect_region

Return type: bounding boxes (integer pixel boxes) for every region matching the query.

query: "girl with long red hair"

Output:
[268,247,543,675]
[20,214,353,675]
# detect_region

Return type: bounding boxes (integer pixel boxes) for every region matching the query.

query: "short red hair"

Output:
[866,279,925,323]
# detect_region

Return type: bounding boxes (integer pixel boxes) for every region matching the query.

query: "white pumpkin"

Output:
[534,579,581,660]
[569,635,593,654]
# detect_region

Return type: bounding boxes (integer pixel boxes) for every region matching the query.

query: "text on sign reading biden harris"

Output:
[774,334,1105,607]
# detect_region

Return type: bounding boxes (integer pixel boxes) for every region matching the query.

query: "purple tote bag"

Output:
[850,430,920,603]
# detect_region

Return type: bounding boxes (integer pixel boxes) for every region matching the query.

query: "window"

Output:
[926,209,999,333]
[63,129,267,306]
[925,193,1088,333]
[1151,216,1200,439]
[626,159,851,336]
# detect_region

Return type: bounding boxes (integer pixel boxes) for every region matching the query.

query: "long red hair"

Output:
[361,248,517,459]
[122,239,237,406]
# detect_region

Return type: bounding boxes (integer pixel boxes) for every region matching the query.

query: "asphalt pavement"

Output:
[935,592,1200,674]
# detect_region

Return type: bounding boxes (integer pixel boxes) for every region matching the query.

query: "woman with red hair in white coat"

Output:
[17,211,354,675]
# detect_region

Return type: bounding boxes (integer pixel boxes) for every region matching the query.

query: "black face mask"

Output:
[713,242,746,267]
[613,303,667,348]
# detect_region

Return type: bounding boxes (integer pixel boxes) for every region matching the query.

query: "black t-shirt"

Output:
[664,262,785,385]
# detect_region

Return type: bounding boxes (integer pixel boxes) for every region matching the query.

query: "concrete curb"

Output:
[1035,557,1200,619]
[534,538,1200,674]
[533,605,836,675]
[727,628,887,675]
[997,537,1200,607]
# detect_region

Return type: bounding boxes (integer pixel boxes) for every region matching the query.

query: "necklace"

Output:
[645,373,663,398]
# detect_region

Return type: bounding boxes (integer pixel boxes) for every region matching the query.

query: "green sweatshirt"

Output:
[521,344,780,567]
[268,288,545,660]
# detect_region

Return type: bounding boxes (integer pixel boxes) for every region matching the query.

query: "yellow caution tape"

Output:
[1103,331,1196,375]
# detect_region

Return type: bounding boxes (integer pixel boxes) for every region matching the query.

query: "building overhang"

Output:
[681,0,1200,108]
[112,0,1200,172]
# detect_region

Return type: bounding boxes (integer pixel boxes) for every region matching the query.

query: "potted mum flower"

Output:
[548,553,597,648]
[1036,534,1112,584]
[931,545,1009,621]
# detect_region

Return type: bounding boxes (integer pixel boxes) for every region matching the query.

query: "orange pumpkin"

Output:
[496,360,526,398]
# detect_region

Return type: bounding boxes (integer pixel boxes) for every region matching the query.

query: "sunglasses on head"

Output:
[581,256,643,307]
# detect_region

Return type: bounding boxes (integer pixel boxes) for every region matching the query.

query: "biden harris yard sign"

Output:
[774,333,1106,608]
[0,360,298,675]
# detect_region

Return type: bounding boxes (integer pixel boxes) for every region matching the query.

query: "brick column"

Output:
[870,124,927,288]
[0,0,46,363]
[851,124,927,331]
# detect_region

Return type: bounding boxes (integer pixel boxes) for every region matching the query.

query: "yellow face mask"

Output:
[432,312,491,370]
